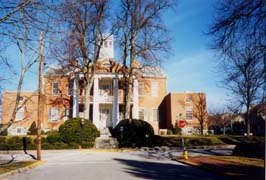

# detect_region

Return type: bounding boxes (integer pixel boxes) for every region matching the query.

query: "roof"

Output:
[44,61,167,78]
[139,66,166,78]
[44,65,72,77]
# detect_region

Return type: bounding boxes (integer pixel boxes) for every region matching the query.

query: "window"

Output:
[15,107,24,121]
[64,108,70,117]
[17,127,22,134]
[104,41,108,48]
[64,108,70,121]
[185,97,192,103]
[79,104,84,113]
[151,109,158,121]
[185,107,193,121]
[139,109,145,120]
[68,81,73,96]
[52,82,59,96]
[49,108,60,121]
[109,40,112,47]
[151,81,158,97]
[138,82,144,96]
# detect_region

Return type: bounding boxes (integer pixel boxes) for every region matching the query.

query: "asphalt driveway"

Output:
[1,150,229,180]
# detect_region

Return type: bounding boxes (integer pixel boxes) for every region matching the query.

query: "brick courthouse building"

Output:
[1,36,207,135]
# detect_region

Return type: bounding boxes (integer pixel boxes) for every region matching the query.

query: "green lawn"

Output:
[154,135,264,147]
[0,161,36,174]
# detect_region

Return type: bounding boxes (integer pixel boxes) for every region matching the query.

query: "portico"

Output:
[72,72,139,130]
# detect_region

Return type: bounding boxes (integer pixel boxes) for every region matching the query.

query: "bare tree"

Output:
[225,45,264,136]
[0,0,33,24]
[53,0,111,120]
[0,1,56,133]
[191,93,207,135]
[117,0,174,119]
[208,105,234,135]
[208,0,266,136]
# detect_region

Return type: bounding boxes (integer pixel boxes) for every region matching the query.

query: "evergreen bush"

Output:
[47,131,62,143]
[28,121,37,135]
[59,118,99,145]
[0,124,8,136]
[112,119,154,147]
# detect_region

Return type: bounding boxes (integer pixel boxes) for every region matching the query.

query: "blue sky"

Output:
[161,0,228,107]
[2,0,228,108]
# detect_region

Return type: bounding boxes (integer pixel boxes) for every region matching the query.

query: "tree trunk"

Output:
[125,76,133,120]
[246,111,251,136]
[84,72,93,120]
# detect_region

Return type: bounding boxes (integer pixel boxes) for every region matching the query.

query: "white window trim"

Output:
[15,107,24,121]
[138,82,144,96]
[139,108,145,121]
[151,81,158,97]
[185,106,193,121]
[151,108,158,122]
[49,108,60,122]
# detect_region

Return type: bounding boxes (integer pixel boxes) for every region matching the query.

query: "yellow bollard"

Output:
[183,149,188,160]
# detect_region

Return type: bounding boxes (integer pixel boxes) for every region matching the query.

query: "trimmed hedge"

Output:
[47,131,62,144]
[59,118,99,146]
[112,119,154,147]
[0,118,99,150]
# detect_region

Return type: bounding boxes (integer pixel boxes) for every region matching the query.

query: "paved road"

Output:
[2,150,229,180]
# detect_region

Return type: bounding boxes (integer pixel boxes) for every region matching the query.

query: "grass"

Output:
[210,156,265,168]
[0,161,35,175]
[154,135,265,147]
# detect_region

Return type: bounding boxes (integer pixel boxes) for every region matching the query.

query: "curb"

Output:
[80,148,135,152]
[0,160,47,180]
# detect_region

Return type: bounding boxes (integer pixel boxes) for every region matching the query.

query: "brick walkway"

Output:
[179,157,265,180]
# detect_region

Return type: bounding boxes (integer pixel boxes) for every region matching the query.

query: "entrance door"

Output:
[100,108,113,127]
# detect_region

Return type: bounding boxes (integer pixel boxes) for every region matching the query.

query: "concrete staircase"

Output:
[94,128,119,149]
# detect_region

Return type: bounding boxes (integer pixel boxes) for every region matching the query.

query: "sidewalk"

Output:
[177,156,265,180]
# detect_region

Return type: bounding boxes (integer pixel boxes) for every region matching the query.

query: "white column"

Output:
[112,77,119,127]
[93,77,100,129]
[133,79,139,119]
[73,73,79,118]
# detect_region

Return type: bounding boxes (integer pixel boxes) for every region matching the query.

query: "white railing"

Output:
[99,95,113,103]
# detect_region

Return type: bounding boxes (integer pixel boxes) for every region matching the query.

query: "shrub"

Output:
[41,142,68,150]
[0,124,8,136]
[59,118,99,144]
[47,132,62,144]
[80,141,94,148]
[68,142,80,149]
[28,121,37,135]
[0,136,6,144]
[167,129,173,135]
[172,125,181,135]
[112,119,154,147]
[7,136,22,144]
[233,141,265,159]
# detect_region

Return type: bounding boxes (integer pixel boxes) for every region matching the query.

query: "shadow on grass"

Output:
[114,158,227,180]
